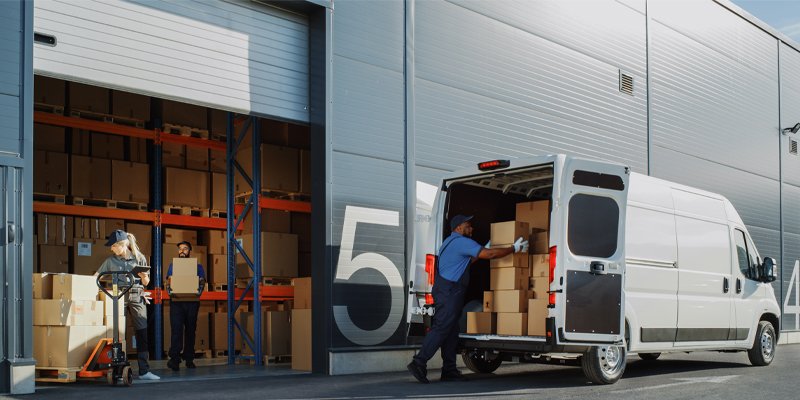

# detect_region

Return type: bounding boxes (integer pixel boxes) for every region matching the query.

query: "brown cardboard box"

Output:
[111,161,149,203]
[91,133,125,160]
[516,200,550,230]
[69,82,109,113]
[497,313,527,336]
[527,299,549,336]
[299,149,311,194]
[531,254,549,278]
[240,209,291,235]
[129,137,149,163]
[490,267,529,291]
[34,151,69,194]
[71,155,112,199]
[212,312,243,350]
[34,124,66,152]
[210,254,227,285]
[483,291,493,312]
[162,142,185,168]
[170,258,201,295]
[291,309,311,371]
[99,291,125,317]
[163,246,207,279]
[211,173,226,211]
[467,312,496,334]
[493,290,528,313]
[34,75,65,105]
[165,168,209,208]
[72,239,109,275]
[529,229,549,254]
[33,299,104,326]
[103,219,125,237]
[71,130,91,156]
[201,230,226,255]
[490,221,530,246]
[236,233,298,278]
[291,212,310,252]
[104,318,126,341]
[529,277,550,299]
[34,325,106,368]
[53,273,100,301]
[234,144,299,193]
[161,100,208,129]
[186,146,209,171]
[209,109,228,138]
[210,149,226,173]
[112,90,150,121]
[164,228,198,244]
[490,253,529,269]
[240,311,291,356]
[37,214,73,246]
[292,277,311,309]
[125,223,152,259]
[33,273,54,299]
[39,245,69,273]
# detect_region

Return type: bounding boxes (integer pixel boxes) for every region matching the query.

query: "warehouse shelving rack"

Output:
[33,109,310,363]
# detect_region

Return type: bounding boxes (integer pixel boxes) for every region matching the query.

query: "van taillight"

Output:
[425,254,436,286]
[548,246,557,306]
[425,294,434,304]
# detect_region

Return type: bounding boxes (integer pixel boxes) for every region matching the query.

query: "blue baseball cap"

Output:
[104,229,128,246]
[450,214,474,230]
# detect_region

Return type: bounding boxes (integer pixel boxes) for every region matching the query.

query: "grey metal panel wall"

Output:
[413,0,648,176]
[0,1,21,97]
[649,0,779,179]
[782,232,800,331]
[781,42,800,187]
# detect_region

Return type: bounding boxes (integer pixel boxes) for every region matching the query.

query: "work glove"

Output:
[513,237,529,253]
[485,240,491,249]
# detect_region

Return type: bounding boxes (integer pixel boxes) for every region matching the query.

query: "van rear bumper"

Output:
[457,334,592,355]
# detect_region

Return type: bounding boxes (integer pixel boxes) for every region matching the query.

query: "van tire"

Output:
[462,351,502,373]
[747,320,776,366]
[581,345,626,384]
[638,352,661,361]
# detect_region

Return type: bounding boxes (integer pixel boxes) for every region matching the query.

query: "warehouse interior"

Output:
[31,74,315,383]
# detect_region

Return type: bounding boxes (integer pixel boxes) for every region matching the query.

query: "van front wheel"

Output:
[747,320,776,366]
[581,345,626,384]
[462,351,502,373]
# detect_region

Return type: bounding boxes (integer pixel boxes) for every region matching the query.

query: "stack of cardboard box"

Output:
[467,200,551,337]
[291,277,311,371]
[235,209,299,279]
[201,230,227,289]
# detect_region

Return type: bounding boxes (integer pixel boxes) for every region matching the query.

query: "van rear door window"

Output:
[568,194,619,257]
[572,170,625,191]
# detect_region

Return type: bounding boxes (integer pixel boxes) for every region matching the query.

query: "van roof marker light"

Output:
[478,160,510,171]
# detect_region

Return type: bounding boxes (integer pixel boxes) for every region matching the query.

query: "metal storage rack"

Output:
[33,110,310,362]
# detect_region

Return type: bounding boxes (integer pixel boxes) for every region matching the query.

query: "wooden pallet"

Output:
[34,102,65,115]
[70,109,146,128]
[163,123,209,139]
[235,190,310,204]
[115,199,148,211]
[35,367,81,383]
[34,192,66,204]
[71,197,117,208]
[195,349,212,359]
[210,133,227,142]
[212,283,229,292]
[235,277,293,288]
[163,204,210,217]
[210,209,228,219]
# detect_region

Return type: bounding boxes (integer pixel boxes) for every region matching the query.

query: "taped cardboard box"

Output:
[33,273,54,299]
[33,299,104,326]
[34,151,69,195]
[530,254,549,278]
[467,312,496,334]
[483,291,493,312]
[186,146,209,171]
[529,277,550,299]
[70,155,112,199]
[53,273,100,301]
[292,277,311,309]
[490,221,529,246]
[516,200,550,230]
[210,254,227,285]
[37,214,73,246]
[72,239,109,275]
[529,229,549,254]
[162,246,207,280]
[201,229,226,255]
[241,209,291,235]
[489,267,529,291]
[212,312,243,350]
[129,137,149,163]
[527,299,549,336]
[291,309,311,371]
[34,123,66,152]
[164,228,198,244]
[71,130,91,156]
[234,144,299,193]
[112,90,150,121]
[34,325,106,368]
[69,82,109,113]
[492,289,528,313]
[99,291,125,317]
[211,173,226,211]
[236,233,298,278]
[169,258,201,295]
[111,161,149,203]
[34,75,65,106]
[91,133,125,160]
[165,168,209,208]
[125,223,152,259]
[162,142,185,168]
[39,245,69,274]
[497,313,527,336]
[489,253,528,269]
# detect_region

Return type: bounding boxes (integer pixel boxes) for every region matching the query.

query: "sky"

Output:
[732,0,800,43]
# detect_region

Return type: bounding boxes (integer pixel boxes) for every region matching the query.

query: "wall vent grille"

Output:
[791,139,797,155]
[619,71,634,95]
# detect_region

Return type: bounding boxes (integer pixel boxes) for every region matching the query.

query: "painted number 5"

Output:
[334,206,404,345]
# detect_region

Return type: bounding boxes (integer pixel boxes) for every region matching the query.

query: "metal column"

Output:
[152,128,163,360]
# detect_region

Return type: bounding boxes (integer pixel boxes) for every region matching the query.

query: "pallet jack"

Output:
[77,270,135,386]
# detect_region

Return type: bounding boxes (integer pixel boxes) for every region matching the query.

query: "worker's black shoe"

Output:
[440,370,468,382]
[407,361,429,384]
[185,360,196,369]
[167,358,180,371]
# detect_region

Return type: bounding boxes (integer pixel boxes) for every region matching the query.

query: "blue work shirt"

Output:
[438,232,482,282]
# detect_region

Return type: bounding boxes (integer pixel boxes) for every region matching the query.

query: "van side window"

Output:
[734,229,757,279]
[567,194,619,257]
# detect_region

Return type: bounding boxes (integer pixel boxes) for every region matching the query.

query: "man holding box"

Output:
[408,215,528,383]
[166,241,206,371]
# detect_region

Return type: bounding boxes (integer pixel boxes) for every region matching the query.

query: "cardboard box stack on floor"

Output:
[33,273,126,369]
[71,219,124,275]
[466,200,551,337]
[292,277,311,371]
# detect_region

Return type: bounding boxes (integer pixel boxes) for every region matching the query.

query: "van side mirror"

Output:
[761,257,778,283]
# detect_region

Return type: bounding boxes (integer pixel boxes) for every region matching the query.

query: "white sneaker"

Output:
[139,372,161,380]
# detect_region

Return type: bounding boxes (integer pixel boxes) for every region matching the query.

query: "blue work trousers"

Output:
[413,276,467,373]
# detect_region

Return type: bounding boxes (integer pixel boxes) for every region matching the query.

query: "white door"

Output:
[557,158,629,344]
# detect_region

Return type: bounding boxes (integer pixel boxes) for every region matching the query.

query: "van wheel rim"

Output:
[761,330,774,359]
[600,346,623,373]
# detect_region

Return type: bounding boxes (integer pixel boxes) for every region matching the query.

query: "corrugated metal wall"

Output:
[33,0,309,122]
[0,0,22,154]
[781,41,800,330]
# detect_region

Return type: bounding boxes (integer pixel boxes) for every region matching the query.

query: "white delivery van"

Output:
[410,154,780,384]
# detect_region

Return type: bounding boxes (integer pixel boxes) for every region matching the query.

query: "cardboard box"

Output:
[201,230,226,255]
[34,123,66,152]
[516,200,550,230]
[164,228,198,244]
[212,312,243,350]
[210,149,226,173]
[163,247,207,280]
[299,149,311,194]
[112,90,150,121]
[111,161,149,203]
[72,130,91,156]
[99,291,125,317]
[292,277,311,309]
[162,142,185,168]
[241,209,291,235]
[497,313,527,336]
[234,144,299,193]
[161,100,208,129]
[527,299,549,336]
[104,318,126,341]
[211,173,226,211]
[33,273,53,299]
[34,151,69,194]
[129,137,149,163]
[34,75,65,105]
[483,291,493,312]
[103,219,125,237]
[490,221,529,246]
[490,253,529,269]
[72,239,109,275]
[493,290,528,313]
[69,82,109,113]
[91,133,125,160]
[34,325,106,368]
[529,229,549,254]
[490,267,529,291]
[39,245,69,273]
[210,254,227,285]
[165,168,209,208]
[530,277,550,299]
[186,146,209,171]
[125,223,152,259]
[240,311,291,356]
[291,309,311,371]
[236,233,298,278]
[467,312,496,334]
[53,273,100,301]
[33,299,104,326]
[37,214,73,246]
[170,258,201,295]
[71,155,112,199]
[531,254,549,278]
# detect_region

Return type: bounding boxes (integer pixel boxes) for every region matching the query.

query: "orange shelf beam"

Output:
[160,213,226,229]
[33,202,155,222]
[233,199,311,215]
[150,285,293,302]
[34,112,156,140]
[158,131,226,151]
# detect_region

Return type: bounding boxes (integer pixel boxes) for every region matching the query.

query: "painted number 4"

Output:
[785,260,800,330]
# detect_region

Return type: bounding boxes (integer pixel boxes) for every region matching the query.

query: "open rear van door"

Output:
[556,158,630,345]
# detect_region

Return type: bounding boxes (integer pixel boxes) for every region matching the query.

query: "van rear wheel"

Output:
[462,351,502,373]
[581,345,626,384]
[638,352,661,361]
[747,320,776,366]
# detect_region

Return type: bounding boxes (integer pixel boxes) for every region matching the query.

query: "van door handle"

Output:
[723,277,729,293]
[590,261,606,275]
[736,278,742,294]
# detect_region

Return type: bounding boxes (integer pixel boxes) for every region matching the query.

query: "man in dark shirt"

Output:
[165,241,206,371]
